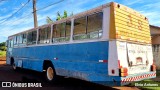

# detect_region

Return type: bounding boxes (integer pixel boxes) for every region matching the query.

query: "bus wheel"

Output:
[12,63,17,71]
[45,64,56,82]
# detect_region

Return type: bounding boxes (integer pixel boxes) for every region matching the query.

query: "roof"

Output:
[150,25,160,29]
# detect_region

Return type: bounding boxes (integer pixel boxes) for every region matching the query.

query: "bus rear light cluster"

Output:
[119,67,128,77]
[151,64,156,71]
[111,69,115,74]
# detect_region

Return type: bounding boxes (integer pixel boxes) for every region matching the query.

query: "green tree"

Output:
[0,42,5,46]
[46,10,73,23]
[0,46,6,51]
[46,16,53,23]
[0,42,6,51]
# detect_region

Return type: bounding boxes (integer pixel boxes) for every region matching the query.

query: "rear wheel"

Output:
[12,63,17,70]
[11,58,17,71]
[45,64,56,82]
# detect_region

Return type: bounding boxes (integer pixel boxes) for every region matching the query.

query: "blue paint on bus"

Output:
[12,41,119,83]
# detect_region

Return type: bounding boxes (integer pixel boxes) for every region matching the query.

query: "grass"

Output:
[128,71,160,90]
[0,51,6,57]
[130,79,160,90]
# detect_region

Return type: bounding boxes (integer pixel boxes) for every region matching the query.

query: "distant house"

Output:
[150,25,160,69]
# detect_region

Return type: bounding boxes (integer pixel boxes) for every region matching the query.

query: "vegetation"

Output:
[0,51,6,57]
[46,10,73,23]
[0,42,6,51]
[0,42,6,57]
[128,71,160,90]
[46,16,53,23]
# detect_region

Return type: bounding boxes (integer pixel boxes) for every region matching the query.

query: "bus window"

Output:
[18,34,23,44]
[27,30,37,45]
[13,36,18,46]
[73,12,103,40]
[73,16,87,40]
[10,39,13,48]
[66,21,71,39]
[87,12,103,39]
[22,33,27,44]
[38,26,51,44]
[52,22,71,43]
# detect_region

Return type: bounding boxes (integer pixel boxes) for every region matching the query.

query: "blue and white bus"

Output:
[6,2,156,86]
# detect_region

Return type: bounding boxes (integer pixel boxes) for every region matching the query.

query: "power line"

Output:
[1,0,65,31]
[0,0,31,24]
[0,0,8,3]
[35,0,64,12]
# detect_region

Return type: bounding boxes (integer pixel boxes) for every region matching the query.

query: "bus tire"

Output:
[12,63,17,70]
[12,63,20,71]
[11,58,18,71]
[45,64,56,82]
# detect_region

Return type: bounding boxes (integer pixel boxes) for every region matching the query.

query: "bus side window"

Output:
[18,34,23,45]
[13,36,18,46]
[73,12,103,40]
[38,26,51,44]
[87,12,103,39]
[22,33,27,44]
[73,16,87,40]
[52,22,71,43]
[66,21,71,40]
[10,39,13,48]
[27,30,37,45]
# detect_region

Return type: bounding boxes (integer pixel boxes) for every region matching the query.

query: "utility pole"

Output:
[33,0,38,28]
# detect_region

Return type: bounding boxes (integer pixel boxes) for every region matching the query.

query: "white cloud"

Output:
[123,0,143,5]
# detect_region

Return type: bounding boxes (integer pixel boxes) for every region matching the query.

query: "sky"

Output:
[0,0,159,42]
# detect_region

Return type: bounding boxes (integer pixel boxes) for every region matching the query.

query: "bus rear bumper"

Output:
[121,71,156,85]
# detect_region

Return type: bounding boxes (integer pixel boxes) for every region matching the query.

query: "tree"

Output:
[46,16,53,23]
[0,46,6,51]
[46,10,73,23]
[0,42,6,51]
[56,10,68,20]
[0,42,5,46]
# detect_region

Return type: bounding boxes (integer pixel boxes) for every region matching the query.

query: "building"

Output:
[150,25,160,69]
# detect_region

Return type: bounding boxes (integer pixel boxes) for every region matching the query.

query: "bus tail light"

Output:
[118,60,128,76]
[120,72,128,77]
[151,60,156,71]
[151,65,156,71]
[119,67,128,77]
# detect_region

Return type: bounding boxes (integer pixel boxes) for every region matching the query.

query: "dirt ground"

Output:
[0,57,6,64]
[0,57,140,90]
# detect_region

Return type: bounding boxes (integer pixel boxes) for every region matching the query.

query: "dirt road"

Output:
[0,64,116,90]
[0,64,140,90]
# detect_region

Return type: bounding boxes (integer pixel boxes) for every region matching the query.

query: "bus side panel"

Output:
[13,47,43,72]
[12,41,113,82]
[108,41,119,76]
[51,41,109,80]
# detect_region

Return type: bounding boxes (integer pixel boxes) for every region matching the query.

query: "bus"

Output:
[6,2,156,86]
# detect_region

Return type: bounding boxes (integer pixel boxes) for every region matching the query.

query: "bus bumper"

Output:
[121,71,156,85]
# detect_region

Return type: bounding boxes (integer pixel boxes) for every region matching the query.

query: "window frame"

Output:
[52,21,71,43]
[73,11,103,41]
[38,26,51,44]
[27,30,37,45]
